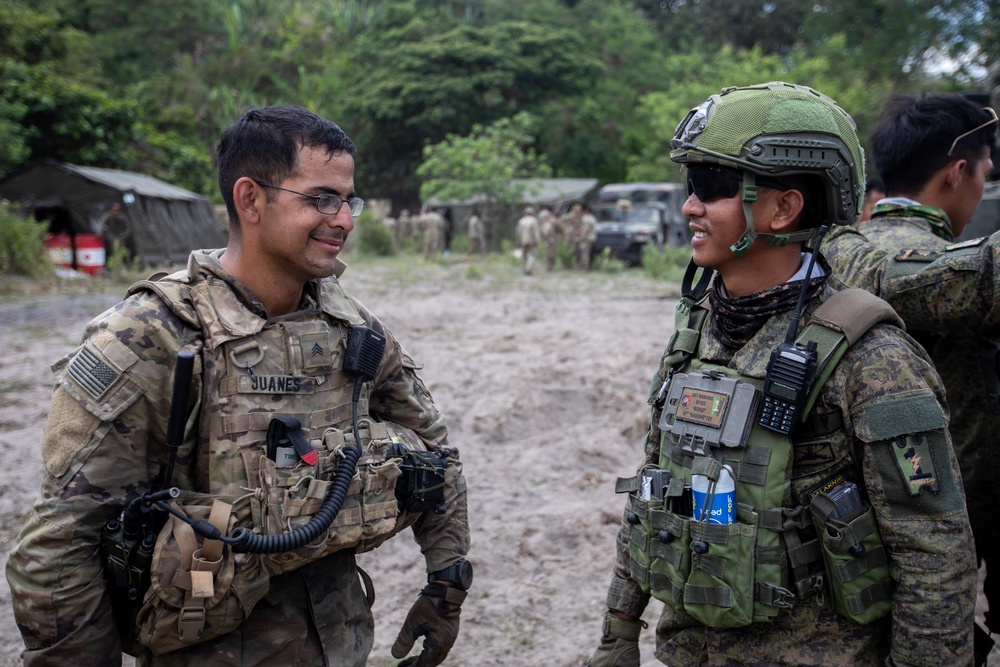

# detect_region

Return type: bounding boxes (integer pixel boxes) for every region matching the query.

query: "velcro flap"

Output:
[190,570,214,599]
[852,392,946,442]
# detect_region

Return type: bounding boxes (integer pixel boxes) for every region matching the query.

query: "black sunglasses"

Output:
[686,165,790,202]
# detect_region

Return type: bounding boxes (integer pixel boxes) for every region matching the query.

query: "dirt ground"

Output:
[0,254,994,666]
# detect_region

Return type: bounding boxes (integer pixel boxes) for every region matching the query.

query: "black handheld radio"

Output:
[757,225,828,435]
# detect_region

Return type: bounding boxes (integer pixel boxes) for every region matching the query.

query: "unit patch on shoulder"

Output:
[945,237,987,251]
[67,346,121,401]
[891,434,939,495]
[893,248,941,263]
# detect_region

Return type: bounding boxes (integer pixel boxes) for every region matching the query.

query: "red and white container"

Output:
[74,234,106,275]
[43,233,73,269]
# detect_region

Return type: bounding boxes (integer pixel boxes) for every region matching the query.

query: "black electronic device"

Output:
[429,558,474,591]
[344,325,386,382]
[758,340,818,434]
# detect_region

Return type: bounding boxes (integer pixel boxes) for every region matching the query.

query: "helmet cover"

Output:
[671,81,865,225]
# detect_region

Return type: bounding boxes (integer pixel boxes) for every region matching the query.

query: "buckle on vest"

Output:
[178,606,206,642]
[759,582,795,610]
[781,505,811,531]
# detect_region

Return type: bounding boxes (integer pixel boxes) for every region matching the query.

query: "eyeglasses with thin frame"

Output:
[947,107,998,156]
[253,180,365,217]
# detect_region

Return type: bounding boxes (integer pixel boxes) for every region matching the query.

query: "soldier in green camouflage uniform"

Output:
[6,106,471,667]
[853,93,1000,637]
[590,83,976,666]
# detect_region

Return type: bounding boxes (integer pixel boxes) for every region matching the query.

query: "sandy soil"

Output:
[0,255,993,666]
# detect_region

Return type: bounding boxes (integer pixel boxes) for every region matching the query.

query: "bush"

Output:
[642,244,691,281]
[355,215,396,257]
[449,233,470,255]
[592,247,627,273]
[0,201,52,278]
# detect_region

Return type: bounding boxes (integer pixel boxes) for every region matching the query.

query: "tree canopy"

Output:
[1,0,996,209]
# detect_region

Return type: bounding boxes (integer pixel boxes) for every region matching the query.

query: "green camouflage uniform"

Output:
[6,249,470,666]
[605,276,977,666]
[824,226,1000,335]
[856,204,1000,631]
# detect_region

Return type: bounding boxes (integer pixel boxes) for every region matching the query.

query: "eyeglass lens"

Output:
[317,194,364,217]
[686,166,743,202]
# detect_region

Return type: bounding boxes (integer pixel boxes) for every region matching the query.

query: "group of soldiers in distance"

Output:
[379,202,598,274]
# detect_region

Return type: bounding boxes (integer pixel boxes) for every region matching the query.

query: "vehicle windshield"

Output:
[597,207,660,225]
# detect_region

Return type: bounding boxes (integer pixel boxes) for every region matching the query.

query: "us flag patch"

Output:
[67,347,120,399]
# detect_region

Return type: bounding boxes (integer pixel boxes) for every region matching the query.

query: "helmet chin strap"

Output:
[729,170,820,257]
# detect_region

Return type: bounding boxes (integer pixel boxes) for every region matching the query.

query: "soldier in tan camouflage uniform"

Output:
[590,83,976,667]
[853,93,999,642]
[6,105,472,667]
[421,208,446,261]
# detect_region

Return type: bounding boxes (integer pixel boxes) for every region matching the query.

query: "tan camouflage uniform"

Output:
[422,210,446,260]
[6,249,470,666]
[856,205,1000,632]
[605,277,977,666]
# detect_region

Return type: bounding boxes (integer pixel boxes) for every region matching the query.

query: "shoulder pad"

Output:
[809,289,903,345]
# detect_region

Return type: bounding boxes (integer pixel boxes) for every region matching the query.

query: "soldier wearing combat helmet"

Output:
[589,82,976,666]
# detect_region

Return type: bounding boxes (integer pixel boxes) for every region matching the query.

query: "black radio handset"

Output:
[758,226,828,435]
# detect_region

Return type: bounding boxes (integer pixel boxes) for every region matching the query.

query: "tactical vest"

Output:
[621,288,899,629]
[125,267,424,653]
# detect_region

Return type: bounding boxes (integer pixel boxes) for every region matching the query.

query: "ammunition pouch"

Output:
[809,493,892,624]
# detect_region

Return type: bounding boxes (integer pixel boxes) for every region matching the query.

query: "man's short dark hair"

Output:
[869,93,995,196]
[215,105,357,225]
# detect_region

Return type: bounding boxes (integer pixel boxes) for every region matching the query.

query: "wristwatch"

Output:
[428,558,474,591]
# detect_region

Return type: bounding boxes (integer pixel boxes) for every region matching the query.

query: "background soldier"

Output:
[422,207,446,261]
[515,206,541,275]
[467,207,486,256]
[590,82,975,667]
[559,202,584,269]
[6,105,471,667]
[540,207,562,271]
[578,204,597,271]
[854,93,998,639]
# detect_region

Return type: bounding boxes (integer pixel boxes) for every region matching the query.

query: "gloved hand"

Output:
[391,583,466,667]
[588,611,645,667]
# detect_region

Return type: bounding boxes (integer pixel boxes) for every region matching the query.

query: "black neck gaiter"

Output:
[709,274,827,349]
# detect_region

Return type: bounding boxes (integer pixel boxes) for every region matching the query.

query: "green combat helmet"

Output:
[670,81,864,256]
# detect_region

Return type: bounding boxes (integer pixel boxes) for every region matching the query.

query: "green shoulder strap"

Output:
[798,289,903,416]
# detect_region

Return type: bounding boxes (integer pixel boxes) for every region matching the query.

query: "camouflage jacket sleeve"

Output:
[5,293,202,665]
[829,323,977,666]
[825,225,1000,335]
[356,299,470,572]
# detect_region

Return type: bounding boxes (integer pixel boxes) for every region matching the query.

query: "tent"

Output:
[0,159,227,268]
[426,177,600,248]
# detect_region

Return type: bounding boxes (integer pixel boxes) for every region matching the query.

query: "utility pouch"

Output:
[245,420,402,573]
[134,497,270,654]
[810,487,893,624]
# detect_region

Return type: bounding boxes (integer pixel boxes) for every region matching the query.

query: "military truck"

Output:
[590,183,689,266]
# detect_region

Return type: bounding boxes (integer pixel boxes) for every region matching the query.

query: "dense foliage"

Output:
[1,0,996,210]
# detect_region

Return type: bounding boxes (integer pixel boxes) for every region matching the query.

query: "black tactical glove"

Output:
[588,611,645,667]
[391,583,466,667]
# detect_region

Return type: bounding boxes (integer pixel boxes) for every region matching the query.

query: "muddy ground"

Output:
[0,254,993,666]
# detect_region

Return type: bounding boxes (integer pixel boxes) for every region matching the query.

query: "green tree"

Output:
[349,11,600,205]
[416,111,552,230]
